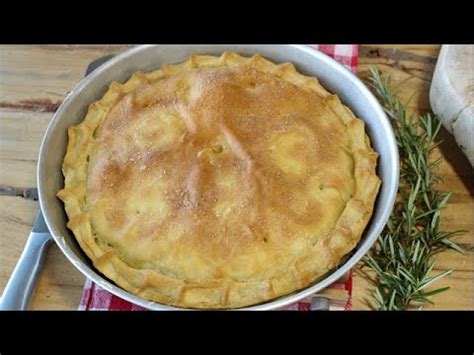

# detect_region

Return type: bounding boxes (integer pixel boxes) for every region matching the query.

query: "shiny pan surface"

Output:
[37,45,399,310]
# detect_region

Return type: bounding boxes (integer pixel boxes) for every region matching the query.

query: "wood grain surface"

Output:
[0,45,472,310]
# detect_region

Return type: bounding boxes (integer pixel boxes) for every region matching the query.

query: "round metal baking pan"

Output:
[37,45,399,310]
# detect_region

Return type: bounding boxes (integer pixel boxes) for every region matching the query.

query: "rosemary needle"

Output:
[362,67,465,311]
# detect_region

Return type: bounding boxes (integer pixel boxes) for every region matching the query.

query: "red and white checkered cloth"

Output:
[312,45,359,73]
[79,45,359,311]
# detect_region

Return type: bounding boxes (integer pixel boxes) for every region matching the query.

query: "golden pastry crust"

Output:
[58,52,381,308]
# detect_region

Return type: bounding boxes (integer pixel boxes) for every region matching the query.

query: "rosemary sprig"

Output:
[362,67,465,310]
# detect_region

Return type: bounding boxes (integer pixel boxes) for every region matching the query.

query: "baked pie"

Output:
[58,52,381,308]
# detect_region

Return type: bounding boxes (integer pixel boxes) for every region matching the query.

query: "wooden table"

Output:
[1,45,472,310]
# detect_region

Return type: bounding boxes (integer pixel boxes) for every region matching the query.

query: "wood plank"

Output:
[362,45,440,58]
[0,45,131,105]
[353,266,474,310]
[355,248,474,310]
[0,45,129,310]
[0,109,51,187]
